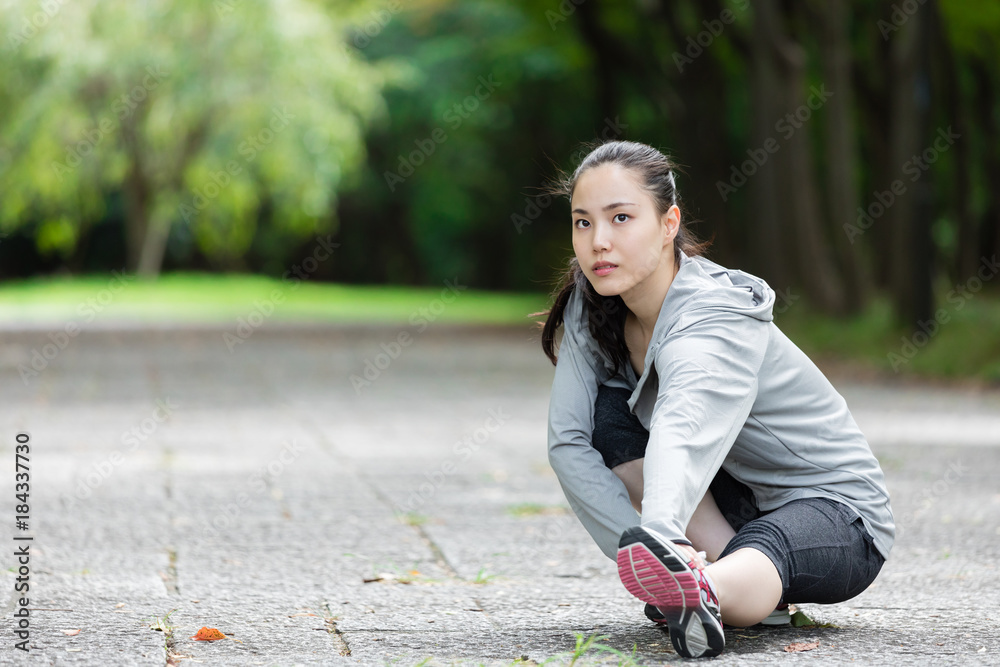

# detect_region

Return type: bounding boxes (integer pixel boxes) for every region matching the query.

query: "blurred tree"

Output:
[333,0,599,290]
[0,0,391,277]
[1,0,997,330]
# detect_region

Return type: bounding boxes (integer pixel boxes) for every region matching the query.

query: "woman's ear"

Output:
[662,205,680,244]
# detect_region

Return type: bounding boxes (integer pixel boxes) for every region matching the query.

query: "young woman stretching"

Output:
[536,141,893,658]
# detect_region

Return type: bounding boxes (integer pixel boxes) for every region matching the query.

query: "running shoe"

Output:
[618,526,724,658]
[760,603,791,626]
[647,602,791,627]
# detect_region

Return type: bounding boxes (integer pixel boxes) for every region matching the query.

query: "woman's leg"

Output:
[612,457,736,561]
[610,458,644,512]
[685,488,738,563]
[595,385,742,561]
[704,548,782,627]
[594,387,883,628]
[706,497,885,626]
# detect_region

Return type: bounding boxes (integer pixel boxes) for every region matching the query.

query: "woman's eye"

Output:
[614,213,628,223]
[574,219,589,229]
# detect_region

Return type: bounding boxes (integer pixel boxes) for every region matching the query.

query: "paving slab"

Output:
[0,324,998,665]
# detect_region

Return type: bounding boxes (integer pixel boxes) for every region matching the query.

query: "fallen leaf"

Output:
[191,627,226,641]
[784,640,820,653]
[790,610,816,627]
[115,603,126,609]
[61,629,81,636]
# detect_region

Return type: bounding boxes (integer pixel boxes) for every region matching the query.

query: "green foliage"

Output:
[939,0,1000,59]
[335,0,598,288]
[0,0,391,272]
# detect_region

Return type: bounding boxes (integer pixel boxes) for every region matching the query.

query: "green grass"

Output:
[0,271,551,327]
[2,271,998,383]
[506,503,570,518]
[774,285,1000,384]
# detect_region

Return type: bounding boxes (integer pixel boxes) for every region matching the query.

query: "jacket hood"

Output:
[571,250,776,382]
[659,250,775,334]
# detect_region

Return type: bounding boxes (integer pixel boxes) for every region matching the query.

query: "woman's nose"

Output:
[592,222,611,251]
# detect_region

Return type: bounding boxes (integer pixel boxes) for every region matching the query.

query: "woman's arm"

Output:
[547,302,640,560]
[639,310,770,545]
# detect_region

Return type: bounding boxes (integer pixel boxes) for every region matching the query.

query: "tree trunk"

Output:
[758,0,846,314]
[136,214,172,278]
[121,121,151,275]
[746,0,790,290]
[972,57,1000,266]
[658,0,737,270]
[933,3,975,284]
[851,3,893,292]
[818,0,870,314]
[885,1,923,325]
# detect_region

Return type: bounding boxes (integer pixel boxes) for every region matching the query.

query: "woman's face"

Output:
[571,163,678,299]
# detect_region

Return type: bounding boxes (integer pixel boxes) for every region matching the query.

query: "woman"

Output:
[535,141,893,659]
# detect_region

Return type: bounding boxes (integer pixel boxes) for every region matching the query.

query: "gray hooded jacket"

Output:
[546,250,894,561]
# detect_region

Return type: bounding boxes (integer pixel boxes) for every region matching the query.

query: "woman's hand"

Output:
[674,542,708,570]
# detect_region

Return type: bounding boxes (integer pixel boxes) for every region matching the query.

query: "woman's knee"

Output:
[610,458,644,511]
[592,385,648,469]
[724,498,884,605]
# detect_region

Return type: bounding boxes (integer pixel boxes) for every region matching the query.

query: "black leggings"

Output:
[592,385,885,605]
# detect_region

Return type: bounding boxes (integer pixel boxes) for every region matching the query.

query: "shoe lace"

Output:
[696,571,718,608]
[681,550,720,614]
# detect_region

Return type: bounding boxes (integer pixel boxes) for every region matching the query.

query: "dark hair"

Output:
[529,140,712,374]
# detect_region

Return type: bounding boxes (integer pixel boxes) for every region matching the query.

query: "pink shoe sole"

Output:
[617,526,724,658]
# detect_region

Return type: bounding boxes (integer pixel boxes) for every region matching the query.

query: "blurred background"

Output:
[1,0,998,381]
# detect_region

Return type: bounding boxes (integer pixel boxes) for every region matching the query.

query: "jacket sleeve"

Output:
[639,310,769,544]
[547,298,640,560]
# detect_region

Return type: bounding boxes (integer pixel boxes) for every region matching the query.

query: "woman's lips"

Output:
[593,265,617,276]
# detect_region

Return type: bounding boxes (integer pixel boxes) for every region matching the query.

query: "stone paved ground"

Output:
[0,322,998,666]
